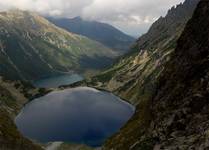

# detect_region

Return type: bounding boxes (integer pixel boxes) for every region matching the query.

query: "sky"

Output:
[0,0,185,37]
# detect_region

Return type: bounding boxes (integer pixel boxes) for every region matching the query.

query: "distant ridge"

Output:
[47,16,135,54]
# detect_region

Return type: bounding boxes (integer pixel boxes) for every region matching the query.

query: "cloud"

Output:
[0,0,93,17]
[0,0,184,36]
[81,0,184,36]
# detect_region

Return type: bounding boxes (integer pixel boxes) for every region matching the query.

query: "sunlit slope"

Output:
[0,10,117,80]
[88,0,199,105]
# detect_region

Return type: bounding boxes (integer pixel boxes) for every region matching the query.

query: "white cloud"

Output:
[81,0,184,36]
[0,0,185,36]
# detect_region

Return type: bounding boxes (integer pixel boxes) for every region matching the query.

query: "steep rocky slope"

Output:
[0,0,206,149]
[47,17,135,54]
[0,10,117,81]
[103,0,209,149]
[0,109,42,150]
[88,0,200,105]
[0,77,48,149]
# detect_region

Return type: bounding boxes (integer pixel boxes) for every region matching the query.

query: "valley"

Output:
[46,16,135,55]
[0,8,136,150]
[87,0,200,105]
[0,0,208,150]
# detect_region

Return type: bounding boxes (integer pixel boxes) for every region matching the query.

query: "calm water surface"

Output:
[33,74,83,88]
[15,87,135,147]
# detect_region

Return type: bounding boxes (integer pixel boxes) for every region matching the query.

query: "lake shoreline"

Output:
[15,86,135,147]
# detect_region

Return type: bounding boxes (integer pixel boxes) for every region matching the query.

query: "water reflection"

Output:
[33,74,83,88]
[16,87,135,147]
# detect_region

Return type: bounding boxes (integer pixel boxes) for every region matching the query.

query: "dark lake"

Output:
[33,74,83,88]
[15,87,135,147]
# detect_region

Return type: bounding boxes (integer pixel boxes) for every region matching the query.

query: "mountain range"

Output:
[89,0,200,104]
[103,1,209,149]
[0,0,209,149]
[0,10,117,81]
[85,0,209,149]
[46,16,135,54]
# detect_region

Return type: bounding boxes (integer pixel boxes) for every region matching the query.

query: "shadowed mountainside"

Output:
[103,0,209,149]
[88,0,200,105]
[46,16,135,54]
[0,77,49,150]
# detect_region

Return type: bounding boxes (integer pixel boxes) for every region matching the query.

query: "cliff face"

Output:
[0,109,42,150]
[149,1,209,148]
[104,0,209,149]
[0,77,45,150]
[89,0,199,105]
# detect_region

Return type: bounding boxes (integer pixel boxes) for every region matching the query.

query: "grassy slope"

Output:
[46,16,135,54]
[87,0,199,105]
[0,10,117,81]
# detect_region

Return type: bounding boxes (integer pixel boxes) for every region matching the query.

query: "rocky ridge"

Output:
[103,0,209,149]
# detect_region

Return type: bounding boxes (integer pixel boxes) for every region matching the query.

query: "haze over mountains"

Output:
[47,16,135,54]
[0,0,209,150]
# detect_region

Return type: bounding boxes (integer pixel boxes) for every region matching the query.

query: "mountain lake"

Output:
[33,74,84,88]
[15,87,135,147]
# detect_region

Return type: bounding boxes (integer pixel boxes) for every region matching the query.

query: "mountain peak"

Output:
[0,9,37,18]
[73,16,82,21]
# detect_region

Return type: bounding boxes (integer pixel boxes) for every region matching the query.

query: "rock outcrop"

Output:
[0,77,45,149]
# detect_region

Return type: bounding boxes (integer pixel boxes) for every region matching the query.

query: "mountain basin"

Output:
[15,87,135,147]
